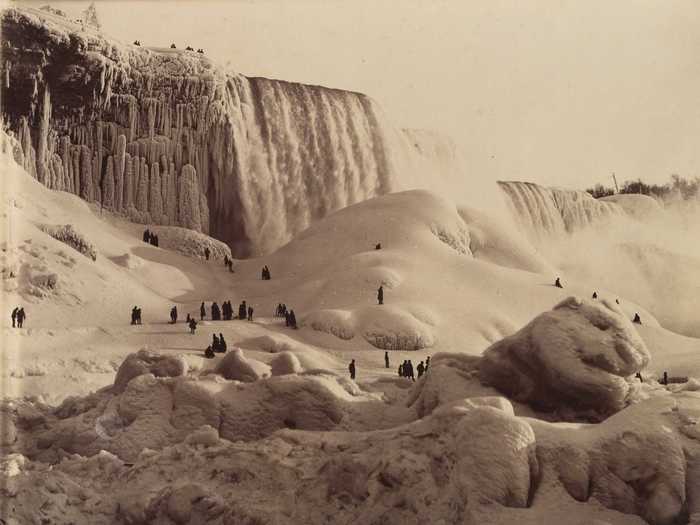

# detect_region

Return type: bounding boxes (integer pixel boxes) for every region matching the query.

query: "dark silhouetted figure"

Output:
[349,359,356,380]
[385,351,390,368]
[407,360,415,381]
[425,356,430,371]
[377,285,384,305]
[289,310,297,329]
[153,235,159,247]
[204,345,215,359]
[133,40,141,46]
[401,360,409,378]
[135,308,142,325]
[285,311,290,327]
[635,372,643,382]
[398,363,403,377]
[261,266,270,280]
[228,259,234,272]
[186,45,194,51]
[170,306,178,324]
[189,318,197,334]
[592,292,598,299]
[247,306,254,321]
[11,307,17,328]
[212,302,221,321]
[375,243,381,250]
[143,229,150,242]
[197,48,204,54]
[16,307,25,328]
[615,298,620,304]
[186,313,191,324]
[212,334,220,353]
[131,306,138,325]
[204,247,210,260]
[417,361,425,378]
[663,371,668,385]
[219,333,227,353]
[633,313,642,324]
[224,255,229,267]
[170,43,176,49]
[555,277,563,288]
[200,302,206,320]
[239,301,247,320]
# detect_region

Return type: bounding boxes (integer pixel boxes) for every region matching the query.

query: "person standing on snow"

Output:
[385,351,390,369]
[16,307,26,328]
[200,302,206,320]
[377,285,384,305]
[11,307,18,328]
[349,359,356,380]
[188,317,197,334]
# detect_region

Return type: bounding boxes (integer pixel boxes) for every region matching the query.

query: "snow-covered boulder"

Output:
[0,412,17,446]
[214,348,270,382]
[480,297,650,419]
[270,352,303,376]
[113,350,188,393]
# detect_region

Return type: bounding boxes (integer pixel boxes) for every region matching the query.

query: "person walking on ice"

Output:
[11,307,18,328]
[377,285,384,305]
[349,359,356,380]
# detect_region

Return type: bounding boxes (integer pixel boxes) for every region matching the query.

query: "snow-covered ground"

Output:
[3,142,700,524]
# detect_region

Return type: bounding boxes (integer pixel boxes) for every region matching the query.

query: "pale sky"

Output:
[15,0,700,189]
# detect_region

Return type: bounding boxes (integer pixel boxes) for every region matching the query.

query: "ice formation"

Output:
[0,7,463,257]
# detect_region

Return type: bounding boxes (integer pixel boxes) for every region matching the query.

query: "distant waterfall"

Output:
[497,181,623,239]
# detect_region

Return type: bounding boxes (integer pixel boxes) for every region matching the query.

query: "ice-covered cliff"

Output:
[0,7,461,256]
[497,181,624,239]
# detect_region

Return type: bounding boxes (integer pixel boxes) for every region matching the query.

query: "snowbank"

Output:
[480,297,650,420]
[113,349,188,392]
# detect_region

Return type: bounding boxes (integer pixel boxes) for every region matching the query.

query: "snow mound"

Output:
[480,297,650,420]
[269,352,303,376]
[38,224,97,261]
[214,348,270,382]
[240,334,340,371]
[306,305,437,350]
[110,252,144,269]
[113,349,188,392]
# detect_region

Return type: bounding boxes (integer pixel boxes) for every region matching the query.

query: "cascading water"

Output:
[497,181,624,240]
[0,7,464,257]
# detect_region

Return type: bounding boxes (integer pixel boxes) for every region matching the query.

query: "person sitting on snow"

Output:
[633,313,642,324]
[592,292,598,299]
[204,345,215,359]
[555,277,563,288]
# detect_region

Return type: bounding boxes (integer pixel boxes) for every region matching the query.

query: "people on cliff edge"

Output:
[377,285,384,305]
[349,359,356,380]
[633,313,642,324]
[555,277,563,288]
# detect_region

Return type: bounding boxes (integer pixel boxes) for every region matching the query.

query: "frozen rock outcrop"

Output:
[214,349,270,382]
[270,351,303,376]
[480,296,650,419]
[113,349,188,392]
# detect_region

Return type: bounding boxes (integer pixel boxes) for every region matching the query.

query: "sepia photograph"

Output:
[1,1,700,523]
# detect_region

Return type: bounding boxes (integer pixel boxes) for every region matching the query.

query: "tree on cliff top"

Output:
[83,2,101,30]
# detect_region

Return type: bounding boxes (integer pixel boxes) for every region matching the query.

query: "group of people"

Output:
[10,307,26,328]
[168,43,205,53]
[557,279,643,325]
[199,301,254,321]
[204,333,228,358]
[223,255,234,272]
[274,303,297,328]
[142,229,159,247]
[398,357,429,381]
[130,306,143,325]
[261,266,271,280]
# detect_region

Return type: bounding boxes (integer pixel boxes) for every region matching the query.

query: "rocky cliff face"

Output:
[1,7,461,256]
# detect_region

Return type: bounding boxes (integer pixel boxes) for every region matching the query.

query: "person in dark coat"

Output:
[222,301,228,320]
[384,351,390,369]
[186,313,191,324]
[247,306,254,321]
[635,372,643,382]
[402,360,408,378]
[239,301,247,320]
[170,43,177,49]
[616,298,620,304]
[555,277,563,288]
[289,310,297,329]
[143,229,150,242]
[153,235,159,247]
[398,363,403,377]
[204,247,210,260]
[212,302,221,321]
[200,302,206,320]
[189,318,197,334]
[16,307,26,328]
[136,307,142,324]
[406,360,415,381]
[204,345,215,359]
[375,243,381,250]
[212,334,220,353]
[425,356,430,371]
[170,306,178,324]
[285,311,290,327]
[224,255,229,267]
[11,307,18,328]
[219,333,227,353]
[633,313,642,324]
[592,292,598,299]
[349,359,356,380]
[417,361,425,379]
[377,285,384,305]
[131,306,138,325]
